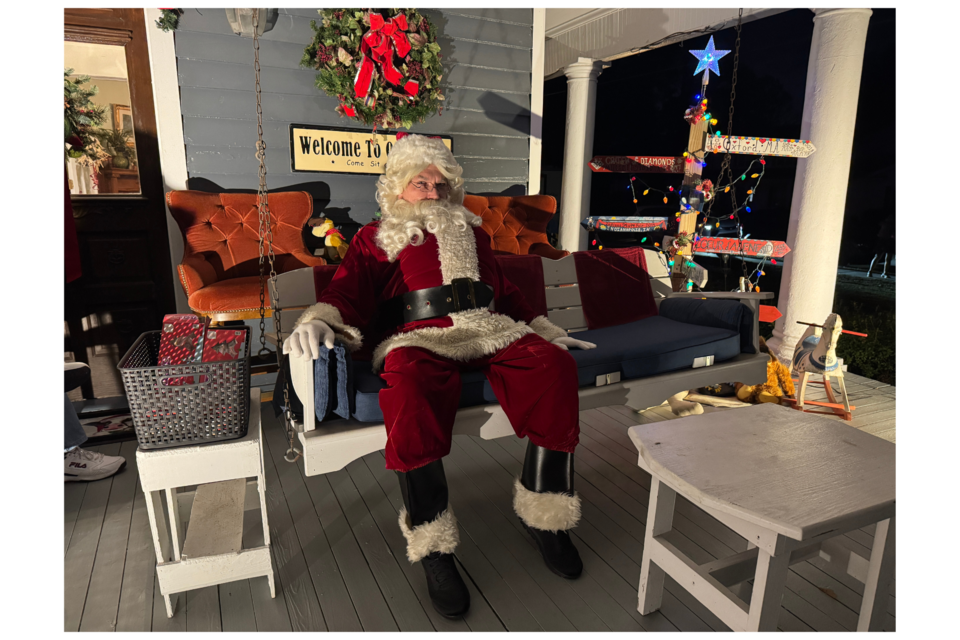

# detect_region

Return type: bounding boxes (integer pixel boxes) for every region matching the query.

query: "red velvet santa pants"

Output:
[379,333,581,472]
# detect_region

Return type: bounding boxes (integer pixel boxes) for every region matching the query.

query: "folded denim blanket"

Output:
[314,340,354,421]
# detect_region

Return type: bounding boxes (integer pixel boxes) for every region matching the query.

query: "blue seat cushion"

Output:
[658,297,756,354]
[564,315,741,387]
[349,316,740,422]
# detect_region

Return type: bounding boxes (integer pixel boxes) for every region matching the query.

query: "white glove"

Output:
[282,320,335,360]
[551,336,597,351]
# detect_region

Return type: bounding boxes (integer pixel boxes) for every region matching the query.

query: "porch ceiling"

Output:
[544,7,789,78]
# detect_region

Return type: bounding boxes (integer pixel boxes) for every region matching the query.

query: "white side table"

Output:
[137,388,274,618]
[628,403,895,631]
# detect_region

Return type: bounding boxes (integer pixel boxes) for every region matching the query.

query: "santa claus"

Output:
[284,134,595,619]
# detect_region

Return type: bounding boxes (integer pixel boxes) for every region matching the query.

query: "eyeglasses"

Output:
[409,180,450,193]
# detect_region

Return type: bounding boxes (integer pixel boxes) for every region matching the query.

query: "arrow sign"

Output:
[582,216,669,232]
[704,136,816,158]
[589,156,685,174]
[693,237,791,258]
[759,306,782,323]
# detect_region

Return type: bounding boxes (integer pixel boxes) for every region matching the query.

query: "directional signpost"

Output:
[690,236,791,259]
[705,135,816,158]
[589,156,685,174]
[581,216,669,233]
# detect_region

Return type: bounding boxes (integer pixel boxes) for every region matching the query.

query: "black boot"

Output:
[514,441,583,579]
[397,459,470,619]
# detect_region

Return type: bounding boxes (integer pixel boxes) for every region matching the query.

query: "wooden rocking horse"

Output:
[783,313,866,421]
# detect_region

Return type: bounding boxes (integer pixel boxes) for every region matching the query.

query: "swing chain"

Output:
[727,9,749,283]
[253,9,300,463]
[710,8,748,286]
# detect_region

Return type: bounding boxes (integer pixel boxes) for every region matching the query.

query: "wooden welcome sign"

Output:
[289,124,452,175]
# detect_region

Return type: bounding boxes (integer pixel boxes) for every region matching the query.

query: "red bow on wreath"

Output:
[343,12,420,117]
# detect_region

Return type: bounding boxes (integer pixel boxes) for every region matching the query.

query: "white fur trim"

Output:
[398,505,460,563]
[529,315,568,343]
[372,308,534,371]
[513,478,581,533]
[293,302,363,351]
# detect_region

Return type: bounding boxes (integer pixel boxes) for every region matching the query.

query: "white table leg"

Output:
[858,517,895,631]
[144,488,178,618]
[166,488,183,561]
[746,542,791,631]
[638,478,677,615]
[731,541,757,602]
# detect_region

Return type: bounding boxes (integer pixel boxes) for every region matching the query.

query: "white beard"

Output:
[375,199,483,263]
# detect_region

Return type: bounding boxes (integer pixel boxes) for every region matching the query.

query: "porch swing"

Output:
[259,11,770,475]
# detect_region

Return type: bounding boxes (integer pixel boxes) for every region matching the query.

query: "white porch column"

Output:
[559,57,604,253]
[767,8,872,362]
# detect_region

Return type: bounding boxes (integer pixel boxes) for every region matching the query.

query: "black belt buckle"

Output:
[450,278,477,312]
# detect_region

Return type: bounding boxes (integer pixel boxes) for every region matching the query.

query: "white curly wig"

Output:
[374,134,481,261]
[376,134,466,212]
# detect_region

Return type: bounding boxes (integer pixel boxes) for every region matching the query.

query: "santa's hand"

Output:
[283,320,335,360]
[551,337,597,351]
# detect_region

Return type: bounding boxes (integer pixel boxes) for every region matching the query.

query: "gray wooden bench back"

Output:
[270,248,674,336]
[542,249,673,333]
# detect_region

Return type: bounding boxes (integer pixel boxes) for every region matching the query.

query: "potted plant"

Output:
[93,128,137,169]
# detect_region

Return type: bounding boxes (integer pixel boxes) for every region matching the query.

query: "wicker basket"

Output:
[117,328,251,450]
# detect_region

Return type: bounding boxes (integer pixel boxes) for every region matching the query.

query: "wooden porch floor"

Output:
[64,371,895,631]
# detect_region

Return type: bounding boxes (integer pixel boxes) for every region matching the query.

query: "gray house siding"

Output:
[173,8,534,236]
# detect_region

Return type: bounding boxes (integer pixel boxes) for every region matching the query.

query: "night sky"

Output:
[541,8,895,266]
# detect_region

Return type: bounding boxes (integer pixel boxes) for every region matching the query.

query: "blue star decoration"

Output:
[689,36,730,79]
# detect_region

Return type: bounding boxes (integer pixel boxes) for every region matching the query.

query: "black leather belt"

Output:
[381,278,494,327]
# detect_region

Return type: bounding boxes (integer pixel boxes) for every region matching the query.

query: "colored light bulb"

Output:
[729,214,734,219]
[633,199,638,203]
[710,119,718,125]
[740,175,746,180]
[669,186,674,191]
[724,186,730,193]
[755,286,760,292]
[747,189,753,194]
[751,173,759,178]
[746,207,751,213]
[592,239,596,246]
[683,151,688,157]
[641,237,647,243]
[695,94,701,100]
[771,259,777,265]
[663,197,668,204]
[643,189,649,195]
[760,159,766,165]
[598,245,603,250]
[654,242,660,247]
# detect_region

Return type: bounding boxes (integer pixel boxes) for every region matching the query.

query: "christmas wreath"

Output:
[300,9,445,130]
[155,9,183,32]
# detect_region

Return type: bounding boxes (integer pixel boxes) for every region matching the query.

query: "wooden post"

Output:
[673,115,709,291]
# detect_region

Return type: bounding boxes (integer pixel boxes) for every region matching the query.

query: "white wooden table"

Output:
[627,403,895,631]
[136,388,274,618]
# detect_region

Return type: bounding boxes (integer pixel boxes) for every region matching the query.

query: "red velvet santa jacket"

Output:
[293,214,567,371]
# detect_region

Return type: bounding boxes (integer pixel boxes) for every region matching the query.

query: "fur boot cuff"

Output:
[398,506,460,563]
[513,478,581,533]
